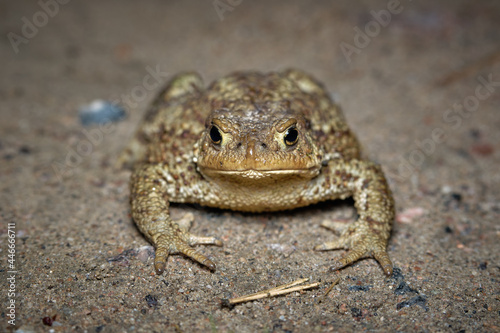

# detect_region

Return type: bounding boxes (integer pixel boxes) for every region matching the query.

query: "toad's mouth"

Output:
[198,166,321,180]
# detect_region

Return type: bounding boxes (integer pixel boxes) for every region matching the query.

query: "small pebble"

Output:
[145,294,158,308]
[396,207,426,224]
[471,143,494,157]
[78,100,125,126]
[348,285,372,292]
[136,245,154,263]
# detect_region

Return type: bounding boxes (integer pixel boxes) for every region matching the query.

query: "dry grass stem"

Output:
[228,278,320,305]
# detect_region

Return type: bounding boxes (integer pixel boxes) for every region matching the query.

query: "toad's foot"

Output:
[314,219,393,276]
[152,213,223,275]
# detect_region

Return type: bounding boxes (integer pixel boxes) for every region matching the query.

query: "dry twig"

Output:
[224,278,320,306]
[318,277,340,303]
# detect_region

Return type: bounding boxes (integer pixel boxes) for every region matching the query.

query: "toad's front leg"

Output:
[130,163,222,274]
[314,160,395,276]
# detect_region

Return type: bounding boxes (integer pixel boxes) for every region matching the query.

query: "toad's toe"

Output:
[316,220,393,276]
[151,220,222,275]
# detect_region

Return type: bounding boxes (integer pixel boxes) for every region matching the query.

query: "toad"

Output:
[119,69,395,276]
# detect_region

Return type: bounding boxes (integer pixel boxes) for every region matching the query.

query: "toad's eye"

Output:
[284,127,299,146]
[209,126,222,145]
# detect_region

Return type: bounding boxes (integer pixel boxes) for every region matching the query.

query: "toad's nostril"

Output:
[261,143,267,149]
[236,142,242,148]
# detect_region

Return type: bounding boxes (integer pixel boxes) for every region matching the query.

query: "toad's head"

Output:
[193,72,325,182]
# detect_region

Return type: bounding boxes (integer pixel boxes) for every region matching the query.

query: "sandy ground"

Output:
[1,1,499,332]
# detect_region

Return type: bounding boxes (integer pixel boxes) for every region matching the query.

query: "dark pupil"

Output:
[210,126,222,144]
[284,127,298,145]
